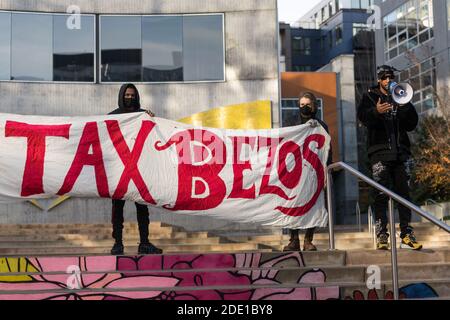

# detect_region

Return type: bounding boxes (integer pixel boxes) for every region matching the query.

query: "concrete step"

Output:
[1,263,448,286]
[0,251,348,269]
[0,267,365,284]
[0,237,223,247]
[346,248,450,265]
[5,258,450,285]
[0,225,179,234]
[232,233,450,242]
[378,263,450,282]
[0,231,211,241]
[0,222,168,229]
[0,243,264,255]
[262,241,450,251]
[0,278,448,300]
[0,283,343,300]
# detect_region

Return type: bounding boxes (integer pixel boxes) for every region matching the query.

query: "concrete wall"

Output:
[319,55,360,224]
[0,0,280,230]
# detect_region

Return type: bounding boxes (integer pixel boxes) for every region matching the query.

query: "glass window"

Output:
[421,71,432,87]
[421,59,431,71]
[142,16,183,82]
[398,31,407,43]
[448,0,450,28]
[183,15,224,81]
[410,76,420,90]
[335,26,343,44]
[361,0,370,9]
[101,16,142,82]
[11,13,53,81]
[400,70,409,82]
[389,48,397,60]
[388,24,396,38]
[389,37,397,49]
[407,36,418,49]
[383,0,434,61]
[0,12,11,80]
[407,23,417,38]
[398,42,407,54]
[410,65,420,77]
[53,15,95,82]
[351,0,361,9]
[419,30,429,43]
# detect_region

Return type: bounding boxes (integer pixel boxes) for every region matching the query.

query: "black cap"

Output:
[377,65,398,79]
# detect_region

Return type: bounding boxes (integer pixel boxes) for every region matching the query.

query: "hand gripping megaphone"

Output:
[388,81,414,105]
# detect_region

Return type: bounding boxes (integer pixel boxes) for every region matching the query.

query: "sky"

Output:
[277,0,322,24]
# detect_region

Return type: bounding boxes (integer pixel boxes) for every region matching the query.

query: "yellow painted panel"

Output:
[178,100,272,129]
[0,258,39,282]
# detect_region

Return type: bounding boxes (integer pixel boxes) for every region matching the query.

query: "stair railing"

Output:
[367,206,377,249]
[326,162,450,300]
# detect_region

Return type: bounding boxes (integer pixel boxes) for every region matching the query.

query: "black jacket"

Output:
[299,115,333,166]
[357,85,418,162]
[108,83,146,115]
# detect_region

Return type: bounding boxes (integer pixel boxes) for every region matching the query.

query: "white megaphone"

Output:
[388,81,414,105]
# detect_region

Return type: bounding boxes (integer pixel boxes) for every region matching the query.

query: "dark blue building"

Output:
[285,9,374,72]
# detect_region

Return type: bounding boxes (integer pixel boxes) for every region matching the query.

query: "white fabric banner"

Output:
[0,112,331,229]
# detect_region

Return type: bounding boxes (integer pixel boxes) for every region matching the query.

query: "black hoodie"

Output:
[357,85,418,162]
[108,83,146,115]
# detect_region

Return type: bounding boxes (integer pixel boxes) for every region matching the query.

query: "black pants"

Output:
[111,200,149,244]
[371,159,413,238]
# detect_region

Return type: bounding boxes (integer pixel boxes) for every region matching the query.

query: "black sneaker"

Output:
[138,242,163,255]
[111,242,124,255]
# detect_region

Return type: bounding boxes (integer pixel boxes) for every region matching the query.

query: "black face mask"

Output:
[124,97,138,109]
[300,105,314,117]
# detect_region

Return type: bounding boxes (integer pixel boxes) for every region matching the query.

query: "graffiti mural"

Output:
[0,253,440,300]
[345,283,439,300]
[0,252,340,300]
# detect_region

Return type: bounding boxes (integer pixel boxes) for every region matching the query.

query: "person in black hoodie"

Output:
[109,83,162,255]
[358,65,422,250]
[283,92,332,252]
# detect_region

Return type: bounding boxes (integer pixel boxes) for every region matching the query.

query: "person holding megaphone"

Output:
[358,65,422,251]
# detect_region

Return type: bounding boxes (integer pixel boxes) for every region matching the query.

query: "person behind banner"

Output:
[283,92,332,252]
[358,65,422,250]
[108,83,162,256]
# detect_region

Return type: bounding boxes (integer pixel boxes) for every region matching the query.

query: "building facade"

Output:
[0,0,280,230]
[374,0,450,115]
[279,1,378,223]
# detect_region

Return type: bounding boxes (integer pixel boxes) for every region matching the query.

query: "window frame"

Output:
[0,10,97,84]
[99,13,226,85]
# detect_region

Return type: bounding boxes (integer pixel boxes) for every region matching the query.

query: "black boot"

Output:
[111,242,124,255]
[283,229,300,252]
[138,242,163,255]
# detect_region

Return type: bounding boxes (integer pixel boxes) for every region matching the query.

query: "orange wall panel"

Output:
[281,72,340,162]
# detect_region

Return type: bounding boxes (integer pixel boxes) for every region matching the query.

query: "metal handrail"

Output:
[326,162,450,300]
[424,199,444,208]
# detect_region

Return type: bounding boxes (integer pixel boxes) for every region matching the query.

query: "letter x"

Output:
[105,120,156,204]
